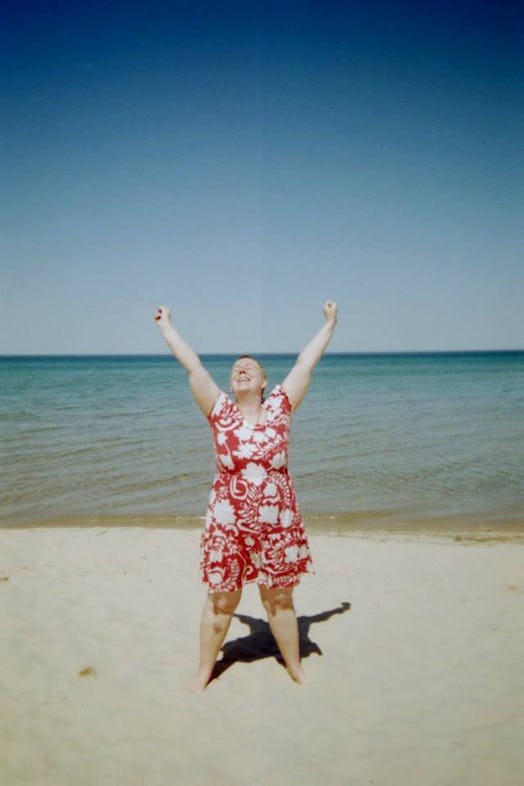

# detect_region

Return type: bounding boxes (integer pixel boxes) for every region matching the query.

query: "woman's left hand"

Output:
[154,305,172,328]
[323,301,338,324]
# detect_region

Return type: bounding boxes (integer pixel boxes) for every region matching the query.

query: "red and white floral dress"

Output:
[201,385,313,593]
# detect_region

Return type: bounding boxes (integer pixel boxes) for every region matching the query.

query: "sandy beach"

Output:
[1,525,523,786]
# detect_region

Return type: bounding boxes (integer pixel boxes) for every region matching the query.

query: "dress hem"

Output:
[201,565,315,594]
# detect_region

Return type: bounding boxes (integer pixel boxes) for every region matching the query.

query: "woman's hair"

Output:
[234,355,267,401]
[236,354,267,382]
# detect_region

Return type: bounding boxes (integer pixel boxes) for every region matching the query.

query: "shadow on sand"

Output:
[210,601,351,683]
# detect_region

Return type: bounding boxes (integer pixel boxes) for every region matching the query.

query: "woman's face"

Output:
[230,358,267,398]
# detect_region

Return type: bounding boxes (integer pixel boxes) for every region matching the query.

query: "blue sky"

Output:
[1,0,522,354]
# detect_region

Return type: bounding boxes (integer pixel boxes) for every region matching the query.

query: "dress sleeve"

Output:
[265,385,292,417]
[207,391,229,424]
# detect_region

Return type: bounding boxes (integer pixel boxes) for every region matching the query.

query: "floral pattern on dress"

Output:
[200,385,313,592]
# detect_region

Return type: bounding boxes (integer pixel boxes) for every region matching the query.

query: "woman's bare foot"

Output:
[188,667,212,694]
[286,664,307,684]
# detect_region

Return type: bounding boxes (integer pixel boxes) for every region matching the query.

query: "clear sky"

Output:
[1,0,522,354]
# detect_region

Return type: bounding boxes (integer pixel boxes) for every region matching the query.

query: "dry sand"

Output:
[1,526,523,786]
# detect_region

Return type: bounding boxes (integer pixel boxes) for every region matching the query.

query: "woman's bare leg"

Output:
[190,589,242,693]
[259,585,306,684]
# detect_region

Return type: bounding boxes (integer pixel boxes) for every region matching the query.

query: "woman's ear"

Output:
[261,379,267,402]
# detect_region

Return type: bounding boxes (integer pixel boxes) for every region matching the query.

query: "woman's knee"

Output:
[208,589,242,616]
[259,586,295,615]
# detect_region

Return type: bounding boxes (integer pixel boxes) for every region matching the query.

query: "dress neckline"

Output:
[234,400,268,429]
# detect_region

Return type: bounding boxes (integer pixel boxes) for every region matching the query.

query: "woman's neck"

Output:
[235,394,265,425]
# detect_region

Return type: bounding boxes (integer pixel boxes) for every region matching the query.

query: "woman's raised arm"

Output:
[154,306,220,416]
[282,301,338,412]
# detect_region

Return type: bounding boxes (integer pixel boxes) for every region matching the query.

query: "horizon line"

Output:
[1,348,522,359]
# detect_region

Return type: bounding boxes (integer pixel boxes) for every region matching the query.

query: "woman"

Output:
[154,301,338,691]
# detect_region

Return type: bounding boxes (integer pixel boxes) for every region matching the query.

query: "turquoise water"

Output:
[1,352,523,528]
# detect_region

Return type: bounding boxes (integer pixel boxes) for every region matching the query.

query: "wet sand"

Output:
[1,526,523,786]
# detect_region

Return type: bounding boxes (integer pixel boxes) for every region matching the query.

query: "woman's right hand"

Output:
[323,300,338,325]
[154,306,172,328]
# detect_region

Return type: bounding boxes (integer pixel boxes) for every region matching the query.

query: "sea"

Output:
[1,352,523,531]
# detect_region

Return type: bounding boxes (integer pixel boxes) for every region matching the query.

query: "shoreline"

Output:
[2,512,523,542]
